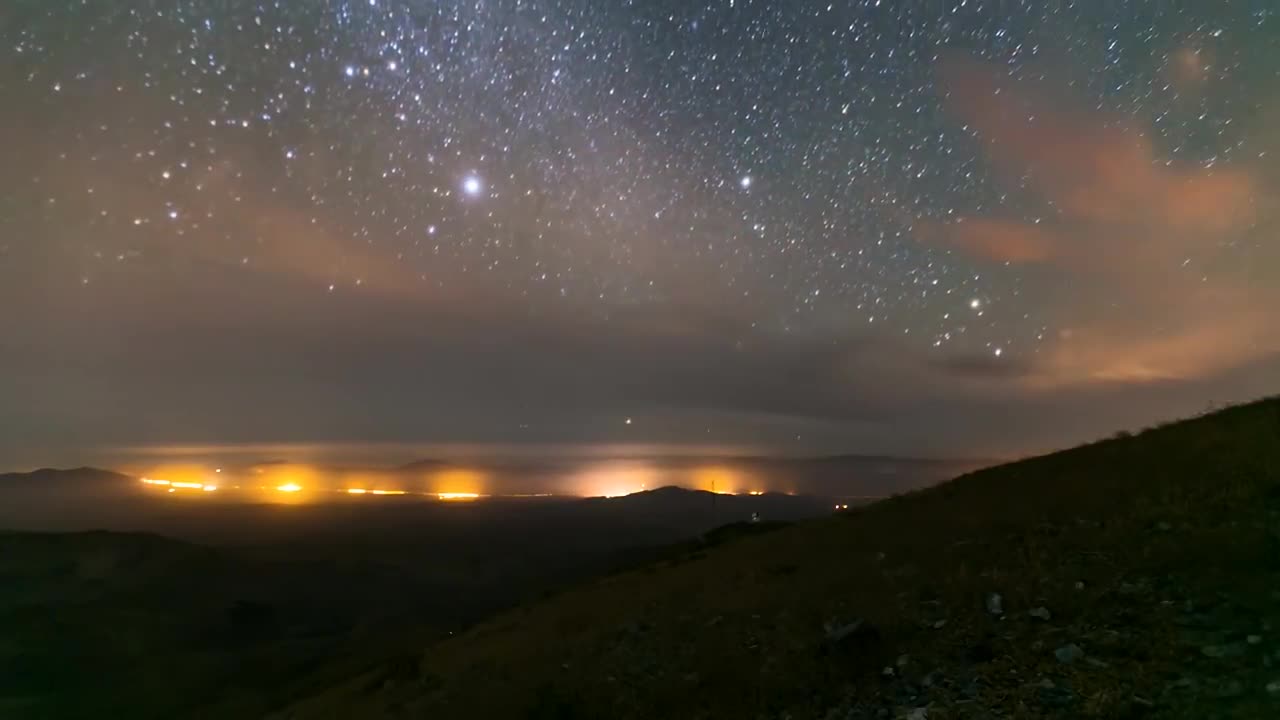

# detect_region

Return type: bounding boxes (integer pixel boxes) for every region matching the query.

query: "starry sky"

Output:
[2,1,1279,467]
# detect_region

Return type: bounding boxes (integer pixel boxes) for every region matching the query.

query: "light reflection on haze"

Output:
[114,442,982,500]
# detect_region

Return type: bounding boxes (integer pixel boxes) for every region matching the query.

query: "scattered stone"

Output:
[1039,681,1075,708]
[1132,695,1154,707]
[824,619,880,650]
[1156,521,1172,531]
[906,708,928,720]
[1201,642,1247,659]
[1074,581,1085,590]
[933,619,947,629]
[986,593,1004,616]
[1248,634,1262,645]
[883,666,896,678]
[1085,657,1110,669]
[1264,680,1280,694]
[1055,643,1085,664]
[897,654,911,668]
[1029,606,1052,621]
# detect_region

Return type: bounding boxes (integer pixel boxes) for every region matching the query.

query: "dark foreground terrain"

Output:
[0,484,829,719]
[275,398,1280,719]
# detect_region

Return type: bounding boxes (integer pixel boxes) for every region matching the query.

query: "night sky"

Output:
[3,1,1278,467]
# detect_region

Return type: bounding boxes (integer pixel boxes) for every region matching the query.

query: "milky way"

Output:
[2,2,1278,463]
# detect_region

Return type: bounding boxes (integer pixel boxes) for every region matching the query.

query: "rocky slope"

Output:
[277,397,1280,719]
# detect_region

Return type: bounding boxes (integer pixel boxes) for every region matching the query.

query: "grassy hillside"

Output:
[278,397,1280,719]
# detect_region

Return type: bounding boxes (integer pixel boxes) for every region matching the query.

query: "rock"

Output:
[1085,657,1110,669]
[897,654,911,668]
[824,618,881,653]
[1247,634,1262,645]
[1156,521,1172,531]
[1074,581,1085,590]
[986,593,1004,616]
[906,708,928,720]
[882,666,895,678]
[1201,642,1246,659]
[1029,606,1052,621]
[1055,643,1085,664]
[933,619,947,629]
[1266,680,1280,694]
[1039,682,1075,708]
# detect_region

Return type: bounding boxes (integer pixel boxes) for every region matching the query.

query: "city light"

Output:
[437,492,481,501]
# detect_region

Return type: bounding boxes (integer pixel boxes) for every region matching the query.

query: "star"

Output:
[462,175,483,197]
[739,175,752,189]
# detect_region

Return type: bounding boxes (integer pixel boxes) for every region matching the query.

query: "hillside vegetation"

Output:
[279,397,1280,719]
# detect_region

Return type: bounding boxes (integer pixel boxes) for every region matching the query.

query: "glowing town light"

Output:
[346,488,368,495]
[170,481,204,489]
[371,489,406,496]
[437,492,481,501]
[202,485,218,492]
[276,483,303,493]
[140,477,171,486]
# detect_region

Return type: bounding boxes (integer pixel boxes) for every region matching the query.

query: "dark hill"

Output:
[0,467,132,488]
[278,396,1280,720]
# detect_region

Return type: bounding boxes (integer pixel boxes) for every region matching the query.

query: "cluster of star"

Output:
[5,1,1269,363]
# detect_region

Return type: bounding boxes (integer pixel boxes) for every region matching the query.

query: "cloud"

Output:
[937,53,1257,240]
[927,217,1056,264]
[932,52,1277,385]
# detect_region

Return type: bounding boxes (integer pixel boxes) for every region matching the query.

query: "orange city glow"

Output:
[690,466,750,495]
[426,468,487,497]
[276,483,303,493]
[436,492,480,501]
[571,460,660,498]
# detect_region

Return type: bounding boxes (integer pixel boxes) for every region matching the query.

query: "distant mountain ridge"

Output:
[0,467,132,485]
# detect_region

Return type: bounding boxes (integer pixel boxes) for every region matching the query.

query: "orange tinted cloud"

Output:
[937,52,1256,238]
[931,217,1056,263]
[932,52,1275,386]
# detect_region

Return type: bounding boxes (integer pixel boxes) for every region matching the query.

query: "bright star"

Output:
[739,175,752,189]
[462,175,483,197]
